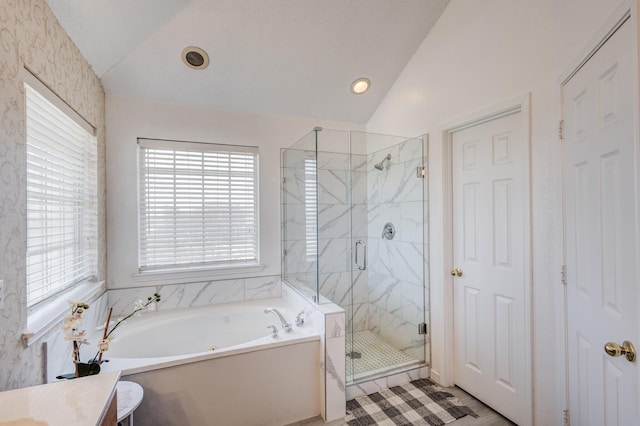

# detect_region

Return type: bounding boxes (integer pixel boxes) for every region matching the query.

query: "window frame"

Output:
[22,70,102,345]
[24,71,99,311]
[136,138,261,277]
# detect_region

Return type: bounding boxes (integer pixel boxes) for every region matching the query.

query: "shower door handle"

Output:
[355,240,367,270]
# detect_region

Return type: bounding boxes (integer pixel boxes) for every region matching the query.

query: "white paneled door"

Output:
[563,18,639,425]
[451,109,530,425]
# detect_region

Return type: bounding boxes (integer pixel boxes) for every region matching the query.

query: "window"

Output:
[304,157,317,259]
[138,139,259,271]
[25,75,98,308]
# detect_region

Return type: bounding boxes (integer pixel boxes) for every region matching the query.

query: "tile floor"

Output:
[286,385,515,426]
[346,330,419,382]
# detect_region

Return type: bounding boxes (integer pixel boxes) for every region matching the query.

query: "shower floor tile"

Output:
[346,330,420,382]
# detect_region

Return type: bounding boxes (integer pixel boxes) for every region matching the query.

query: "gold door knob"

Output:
[604,340,636,362]
[450,268,463,277]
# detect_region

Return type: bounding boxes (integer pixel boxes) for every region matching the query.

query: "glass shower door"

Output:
[282,128,428,385]
[346,131,427,384]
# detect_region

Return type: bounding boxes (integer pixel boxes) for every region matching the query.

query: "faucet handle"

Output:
[267,324,279,339]
[295,310,305,327]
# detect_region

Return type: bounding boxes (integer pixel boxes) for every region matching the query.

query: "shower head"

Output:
[374,153,391,171]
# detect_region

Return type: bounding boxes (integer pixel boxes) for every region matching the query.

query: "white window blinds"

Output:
[25,80,98,308]
[138,139,259,271]
[304,157,317,259]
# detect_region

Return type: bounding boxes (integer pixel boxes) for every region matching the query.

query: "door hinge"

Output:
[561,264,567,286]
[416,166,426,178]
[282,177,286,184]
[418,322,427,335]
[558,120,565,141]
[563,408,570,426]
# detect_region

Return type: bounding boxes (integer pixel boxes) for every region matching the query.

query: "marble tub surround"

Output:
[107,275,282,316]
[101,282,325,426]
[45,276,282,382]
[281,283,324,327]
[318,306,347,422]
[96,295,323,378]
[282,281,347,422]
[324,327,347,421]
[283,279,348,422]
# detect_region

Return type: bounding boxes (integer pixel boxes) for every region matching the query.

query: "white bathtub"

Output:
[97,296,324,426]
[98,298,321,374]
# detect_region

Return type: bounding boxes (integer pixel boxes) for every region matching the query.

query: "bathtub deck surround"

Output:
[96,295,321,376]
[321,307,347,421]
[126,339,321,426]
[44,277,299,363]
[115,284,323,426]
[43,280,343,426]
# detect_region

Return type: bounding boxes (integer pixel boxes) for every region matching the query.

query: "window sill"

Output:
[22,280,105,347]
[132,263,266,285]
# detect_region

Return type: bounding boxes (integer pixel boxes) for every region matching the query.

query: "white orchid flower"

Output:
[97,339,110,353]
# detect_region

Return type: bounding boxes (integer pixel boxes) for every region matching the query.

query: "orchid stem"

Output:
[89,294,160,363]
[73,340,79,378]
[97,307,113,364]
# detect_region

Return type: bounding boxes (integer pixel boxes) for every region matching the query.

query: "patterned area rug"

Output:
[345,379,478,426]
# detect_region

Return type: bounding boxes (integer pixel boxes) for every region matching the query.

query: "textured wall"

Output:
[0,0,105,390]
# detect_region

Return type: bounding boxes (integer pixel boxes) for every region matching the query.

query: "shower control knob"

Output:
[450,268,463,277]
[382,222,395,240]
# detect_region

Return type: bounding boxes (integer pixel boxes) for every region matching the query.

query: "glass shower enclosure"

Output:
[282,128,428,384]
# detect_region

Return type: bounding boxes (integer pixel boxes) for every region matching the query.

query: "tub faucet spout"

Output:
[264,307,293,333]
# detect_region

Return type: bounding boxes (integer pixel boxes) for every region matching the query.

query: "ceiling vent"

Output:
[182,46,209,70]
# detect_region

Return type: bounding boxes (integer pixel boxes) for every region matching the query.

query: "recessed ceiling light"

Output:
[182,46,209,70]
[350,78,371,95]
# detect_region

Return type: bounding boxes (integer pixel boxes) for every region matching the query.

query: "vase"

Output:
[56,361,101,380]
[77,361,101,377]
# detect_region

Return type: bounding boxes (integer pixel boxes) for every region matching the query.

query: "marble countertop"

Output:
[0,371,120,426]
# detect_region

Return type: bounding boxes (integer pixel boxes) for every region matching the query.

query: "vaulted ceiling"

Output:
[45,0,450,123]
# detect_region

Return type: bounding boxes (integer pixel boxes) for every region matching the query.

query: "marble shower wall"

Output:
[282,135,428,364]
[366,138,426,360]
[281,144,369,314]
[317,151,367,316]
[0,0,106,391]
